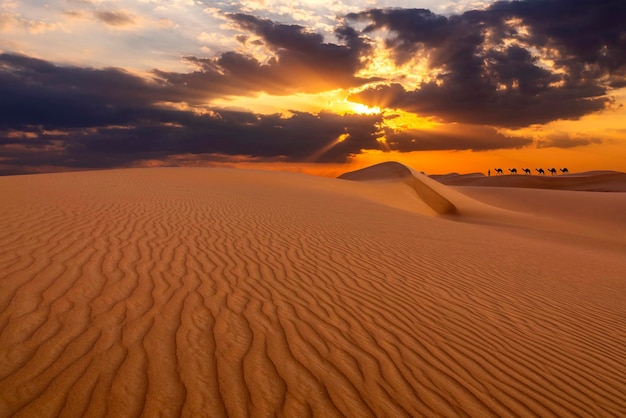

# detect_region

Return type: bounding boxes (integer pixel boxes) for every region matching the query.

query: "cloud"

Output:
[0,53,383,174]
[486,0,626,73]
[536,133,602,149]
[346,0,625,127]
[152,14,377,98]
[61,10,89,20]
[3,1,624,174]
[383,123,532,151]
[94,10,137,27]
[0,12,64,33]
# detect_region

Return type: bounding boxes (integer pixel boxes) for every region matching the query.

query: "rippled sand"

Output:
[1,164,625,417]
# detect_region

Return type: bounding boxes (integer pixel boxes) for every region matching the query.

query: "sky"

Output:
[1,0,625,176]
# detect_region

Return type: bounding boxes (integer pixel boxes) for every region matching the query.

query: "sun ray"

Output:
[305,132,350,162]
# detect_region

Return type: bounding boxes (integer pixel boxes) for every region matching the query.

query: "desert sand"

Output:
[1,162,625,417]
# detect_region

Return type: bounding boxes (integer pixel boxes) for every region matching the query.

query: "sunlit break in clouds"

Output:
[1,0,625,175]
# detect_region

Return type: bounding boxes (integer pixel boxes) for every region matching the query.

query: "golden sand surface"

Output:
[1,163,625,417]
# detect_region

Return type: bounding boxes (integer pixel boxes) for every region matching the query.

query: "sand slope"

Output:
[1,166,625,417]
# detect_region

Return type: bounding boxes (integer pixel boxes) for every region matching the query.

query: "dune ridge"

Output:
[1,167,625,417]
[339,162,457,214]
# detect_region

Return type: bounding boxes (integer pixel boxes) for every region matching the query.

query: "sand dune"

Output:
[339,162,457,214]
[1,165,625,417]
[431,170,626,192]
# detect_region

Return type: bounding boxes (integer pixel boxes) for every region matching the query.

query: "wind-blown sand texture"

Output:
[1,162,625,417]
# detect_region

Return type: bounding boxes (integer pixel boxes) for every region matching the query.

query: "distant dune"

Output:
[1,165,625,417]
[431,170,626,191]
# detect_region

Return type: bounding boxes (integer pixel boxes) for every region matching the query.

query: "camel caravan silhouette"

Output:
[488,167,570,176]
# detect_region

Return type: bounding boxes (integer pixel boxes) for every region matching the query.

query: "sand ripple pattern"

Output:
[1,168,625,417]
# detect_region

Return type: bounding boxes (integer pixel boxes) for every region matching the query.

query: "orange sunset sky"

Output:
[1,0,625,176]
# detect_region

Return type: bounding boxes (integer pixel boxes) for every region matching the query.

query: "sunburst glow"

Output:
[348,102,381,115]
[383,110,439,131]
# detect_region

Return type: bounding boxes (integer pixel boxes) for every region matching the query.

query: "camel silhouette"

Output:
[535,168,545,175]
[522,168,531,175]
[494,168,503,175]
[508,168,517,174]
[560,168,569,174]
[548,168,557,175]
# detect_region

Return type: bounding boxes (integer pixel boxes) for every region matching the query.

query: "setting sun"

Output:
[347,102,381,115]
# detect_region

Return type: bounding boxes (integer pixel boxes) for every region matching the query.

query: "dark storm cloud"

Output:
[0,111,382,173]
[153,14,376,97]
[347,0,625,127]
[0,53,184,128]
[227,13,372,75]
[485,0,626,73]
[66,111,383,164]
[0,53,383,174]
[350,79,606,128]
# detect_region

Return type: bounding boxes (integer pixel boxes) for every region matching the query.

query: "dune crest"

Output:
[338,162,539,230]
[339,162,457,215]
